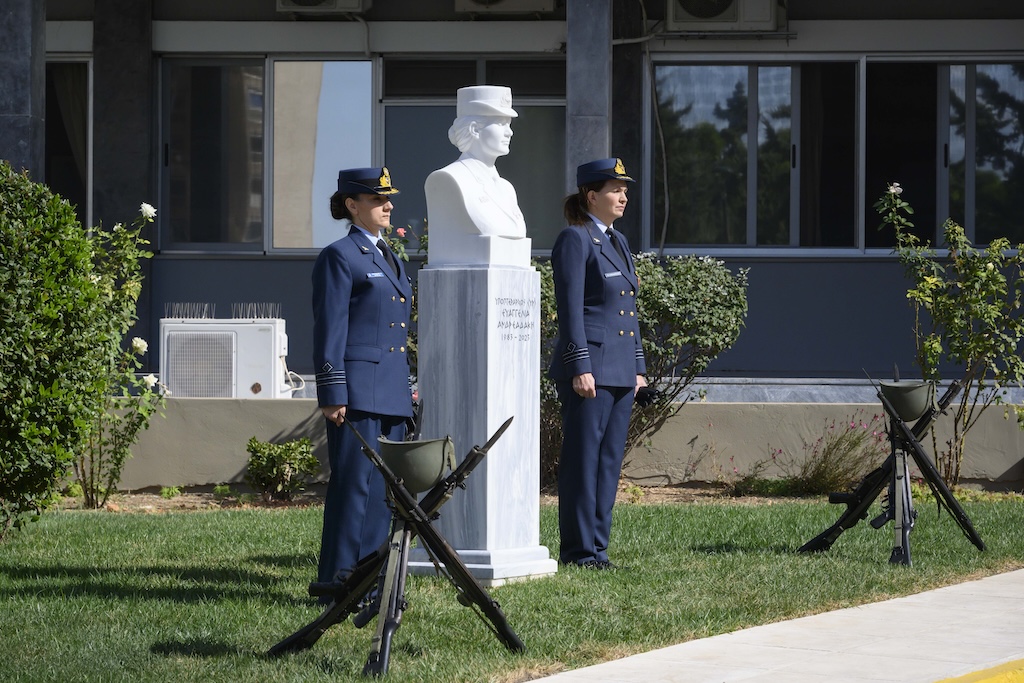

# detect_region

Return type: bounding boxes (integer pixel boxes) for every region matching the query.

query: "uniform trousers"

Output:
[317,409,406,592]
[556,382,633,565]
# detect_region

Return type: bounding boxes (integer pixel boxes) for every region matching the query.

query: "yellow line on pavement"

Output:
[936,660,1024,683]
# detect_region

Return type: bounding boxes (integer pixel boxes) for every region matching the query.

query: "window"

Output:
[271,60,372,250]
[956,63,1024,245]
[865,62,937,248]
[45,62,90,227]
[159,57,567,253]
[383,58,567,251]
[653,65,750,246]
[652,62,856,249]
[161,60,265,250]
[652,59,1024,251]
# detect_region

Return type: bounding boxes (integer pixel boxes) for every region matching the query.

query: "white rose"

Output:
[131,337,149,355]
[142,374,158,389]
[140,203,157,219]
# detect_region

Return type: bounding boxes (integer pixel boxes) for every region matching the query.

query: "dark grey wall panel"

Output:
[706,258,924,379]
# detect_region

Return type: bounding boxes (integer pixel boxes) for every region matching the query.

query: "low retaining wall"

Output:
[121,398,328,491]
[625,403,1024,491]
[122,398,1024,492]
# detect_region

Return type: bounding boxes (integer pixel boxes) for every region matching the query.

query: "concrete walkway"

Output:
[533,568,1024,683]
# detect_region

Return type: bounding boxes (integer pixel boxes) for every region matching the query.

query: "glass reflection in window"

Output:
[165,62,264,247]
[654,65,749,246]
[272,60,372,249]
[974,63,1024,244]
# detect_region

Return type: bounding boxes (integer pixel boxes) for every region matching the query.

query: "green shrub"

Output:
[0,162,165,536]
[628,254,749,453]
[212,484,234,499]
[536,255,749,489]
[74,211,166,509]
[0,163,109,537]
[159,486,181,500]
[244,437,320,502]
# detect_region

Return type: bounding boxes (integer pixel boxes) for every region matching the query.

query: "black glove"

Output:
[634,386,661,408]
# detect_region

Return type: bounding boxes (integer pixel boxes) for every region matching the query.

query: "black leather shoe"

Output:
[597,560,629,571]
[575,559,626,570]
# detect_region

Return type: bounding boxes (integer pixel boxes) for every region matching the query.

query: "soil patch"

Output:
[64,482,776,514]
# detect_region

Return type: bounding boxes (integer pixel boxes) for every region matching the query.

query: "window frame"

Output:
[158,55,268,254]
[644,51,1024,258]
[264,55,379,256]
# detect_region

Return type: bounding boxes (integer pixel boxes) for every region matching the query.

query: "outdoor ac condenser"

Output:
[666,0,780,32]
[159,318,292,399]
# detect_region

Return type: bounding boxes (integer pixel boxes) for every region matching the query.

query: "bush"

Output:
[877,183,1024,485]
[73,206,165,509]
[0,163,110,538]
[628,254,749,454]
[536,255,749,489]
[244,437,320,502]
[730,411,888,497]
[159,486,182,500]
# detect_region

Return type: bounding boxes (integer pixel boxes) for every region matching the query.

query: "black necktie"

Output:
[377,239,399,277]
[608,228,627,262]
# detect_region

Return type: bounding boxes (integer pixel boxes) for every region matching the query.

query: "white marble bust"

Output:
[425,85,532,268]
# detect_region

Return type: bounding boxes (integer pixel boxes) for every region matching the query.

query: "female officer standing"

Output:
[312,167,414,591]
[549,158,647,570]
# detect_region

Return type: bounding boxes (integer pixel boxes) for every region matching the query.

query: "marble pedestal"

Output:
[410,266,557,585]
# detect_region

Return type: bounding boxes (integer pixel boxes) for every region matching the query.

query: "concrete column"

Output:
[0,0,46,179]
[565,0,612,193]
[611,0,646,243]
[92,0,156,364]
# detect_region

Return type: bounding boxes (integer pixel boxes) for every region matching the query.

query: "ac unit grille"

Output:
[454,0,555,13]
[668,0,778,31]
[679,0,737,20]
[276,0,368,12]
[165,331,236,398]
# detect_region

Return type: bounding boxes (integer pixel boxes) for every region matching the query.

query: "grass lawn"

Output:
[1,497,1022,682]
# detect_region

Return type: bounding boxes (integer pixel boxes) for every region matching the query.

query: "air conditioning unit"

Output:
[454,0,555,14]
[276,0,371,14]
[159,318,292,399]
[667,0,780,31]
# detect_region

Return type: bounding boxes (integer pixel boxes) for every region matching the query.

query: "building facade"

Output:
[4,0,1023,399]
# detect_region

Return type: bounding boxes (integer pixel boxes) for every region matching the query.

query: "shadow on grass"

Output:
[249,553,314,570]
[151,634,366,677]
[0,563,310,605]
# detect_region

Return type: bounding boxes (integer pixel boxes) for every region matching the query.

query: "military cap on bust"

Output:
[575,158,635,187]
[335,167,401,196]
[456,85,518,119]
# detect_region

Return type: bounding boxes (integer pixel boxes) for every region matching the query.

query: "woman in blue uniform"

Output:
[312,167,414,591]
[549,158,647,569]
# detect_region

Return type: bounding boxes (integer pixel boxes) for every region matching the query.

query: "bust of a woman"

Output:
[425,85,531,268]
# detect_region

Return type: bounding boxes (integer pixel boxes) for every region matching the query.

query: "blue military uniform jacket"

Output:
[548,221,646,388]
[312,224,414,417]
